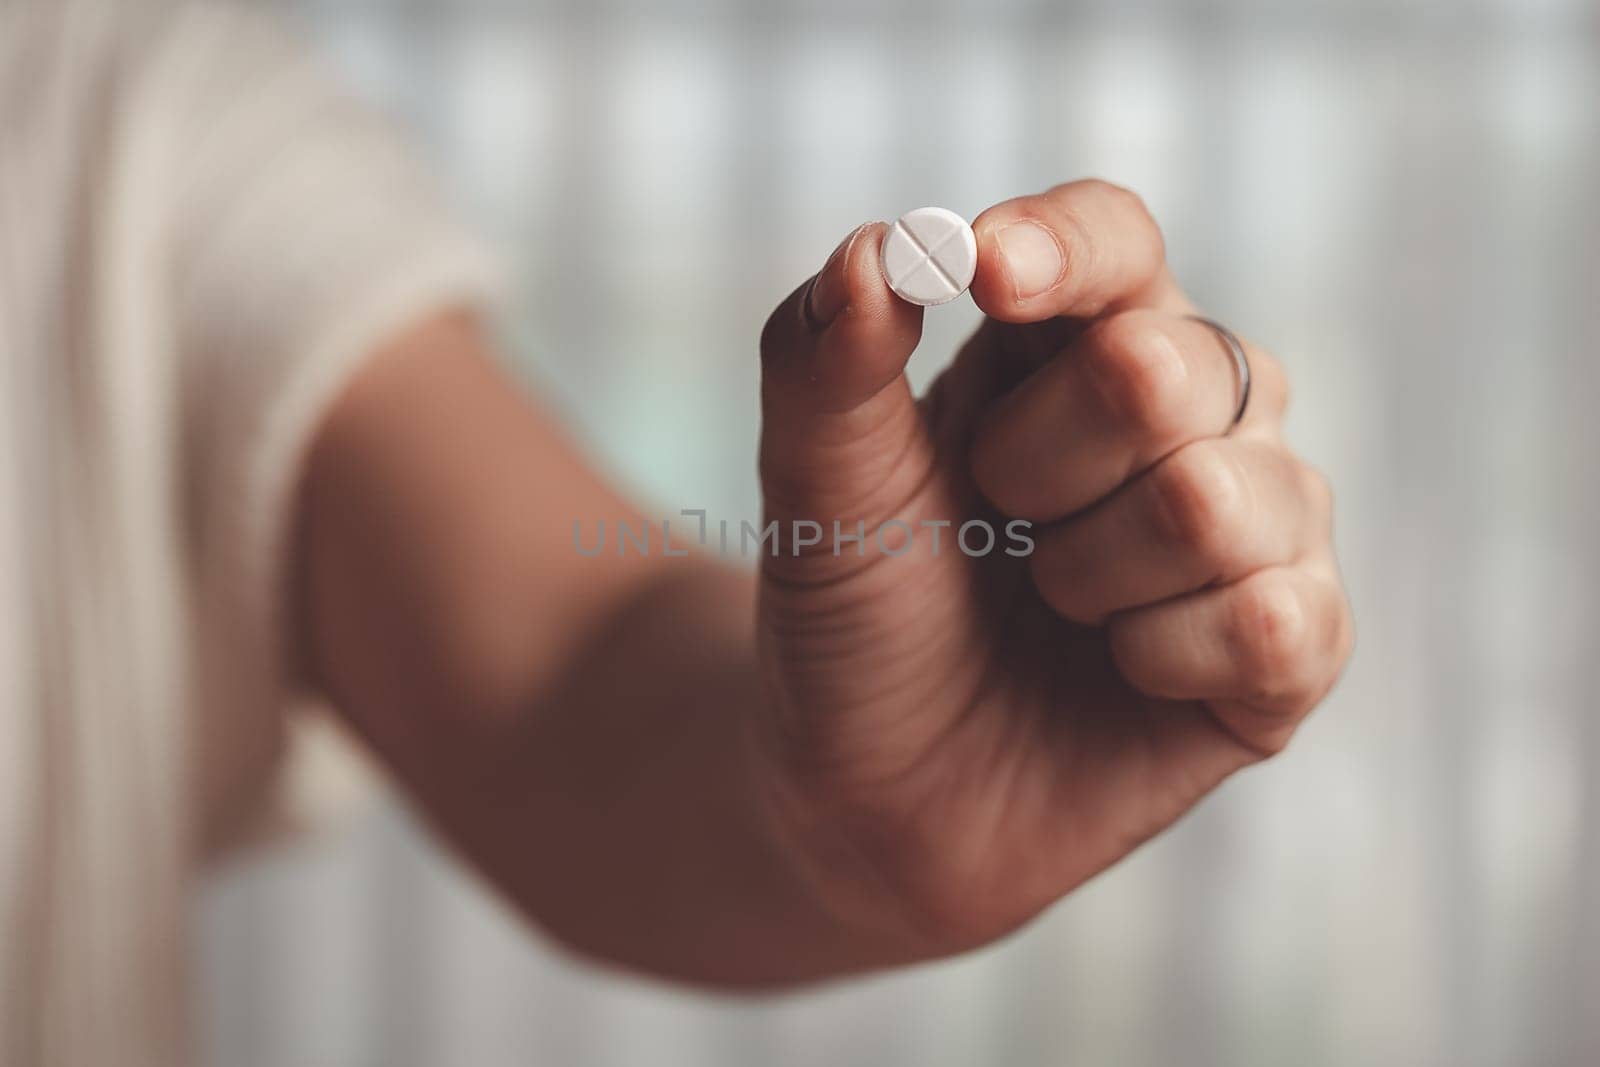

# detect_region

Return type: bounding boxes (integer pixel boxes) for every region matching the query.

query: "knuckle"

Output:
[1085,177,1146,214]
[1299,463,1335,528]
[1291,585,1354,715]
[1248,346,1290,417]
[1151,445,1247,563]
[1083,312,1190,435]
[1239,720,1297,760]
[1228,577,1315,696]
[1326,587,1357,675]
[1087,178,1165,258]
[1272,357,1293,414]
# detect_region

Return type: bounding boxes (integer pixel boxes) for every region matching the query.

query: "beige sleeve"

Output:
[167,5,503,843]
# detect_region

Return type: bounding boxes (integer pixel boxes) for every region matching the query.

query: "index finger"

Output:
[970,179,1189,323]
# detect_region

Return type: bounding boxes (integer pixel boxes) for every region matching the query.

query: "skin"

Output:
[297,179,1354,987]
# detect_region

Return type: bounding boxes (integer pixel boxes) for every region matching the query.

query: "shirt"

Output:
[0,2,498,1061]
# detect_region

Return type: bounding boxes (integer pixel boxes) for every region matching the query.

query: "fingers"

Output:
[1107,563,1354,749]
[958,178,1348,747]
[1028,437,1329,624]
[969,309,1285,521]
[759,222,928,524]
[970,179,1187,322]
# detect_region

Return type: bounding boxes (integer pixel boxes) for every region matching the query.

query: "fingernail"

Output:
[995,220,1064,300]
[804,224,868,330]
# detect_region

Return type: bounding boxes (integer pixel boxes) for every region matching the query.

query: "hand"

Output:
[755,180,1354,954]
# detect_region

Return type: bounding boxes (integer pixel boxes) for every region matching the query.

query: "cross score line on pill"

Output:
[880,207,978,307]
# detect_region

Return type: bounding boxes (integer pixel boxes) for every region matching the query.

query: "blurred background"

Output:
[195,0,1600,1064]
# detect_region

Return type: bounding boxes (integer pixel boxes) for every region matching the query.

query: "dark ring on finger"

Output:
[1187,315,1252,431]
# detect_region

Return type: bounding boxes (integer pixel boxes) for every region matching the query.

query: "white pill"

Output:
[880,206,978,307]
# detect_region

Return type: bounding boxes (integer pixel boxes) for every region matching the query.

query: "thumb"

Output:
[759,222,928,532]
